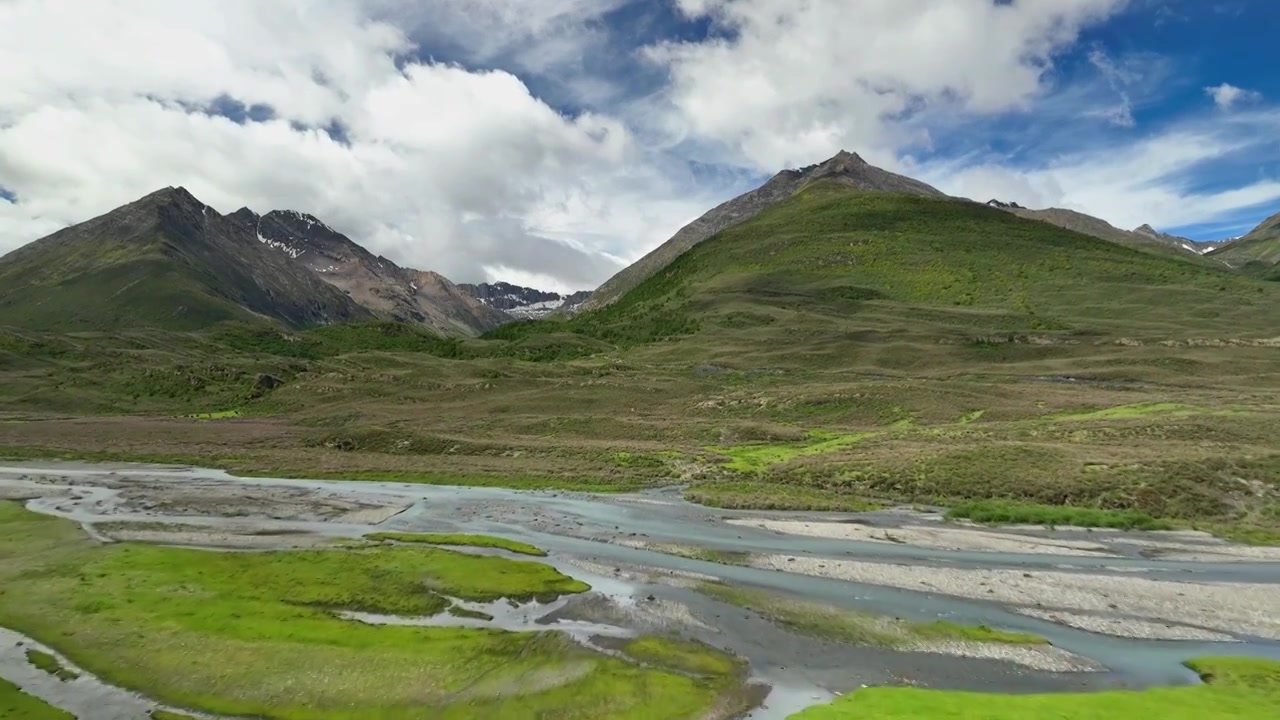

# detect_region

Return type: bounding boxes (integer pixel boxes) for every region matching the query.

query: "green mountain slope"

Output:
[581,151,944,311]
[522,182,1279,353]
[1209,209,1280,275]
[0,188,373,331]
[992,203,1219,259]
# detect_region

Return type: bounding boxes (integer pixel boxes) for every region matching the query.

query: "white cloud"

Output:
[1205,82,1262,110]
[648,0,1129,171]
[0,0,713,290]
[1,0,1275,290]
[363,0,636,107]
[1083,49,1136,128]
[920,109,1280,234]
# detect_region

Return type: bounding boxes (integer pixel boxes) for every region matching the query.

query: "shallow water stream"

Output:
[2,461,1279,719]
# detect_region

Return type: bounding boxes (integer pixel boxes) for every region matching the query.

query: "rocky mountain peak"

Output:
[127,186,213,224]
[1133,224,1161,237]
[135,185,202,207]
[987,199,1025,210]
[460,281,570,318]
[264,209,338,237]
[225,207,260,227]
[582,149,945,311]
[815,149,868,171]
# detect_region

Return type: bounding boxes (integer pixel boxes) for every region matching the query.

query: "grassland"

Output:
[185,408,243,420]
[697,583,1047,648]
[619,637,746,679]
[367,532,547,557]
[707,431,875,472]
[788,657,1280,720]
[23,649,79,682]
[946,500,1175,530]
[0,678,73,720]
[2,188,1279,544]
[1049,402,1198,421]
[0,502,747,719]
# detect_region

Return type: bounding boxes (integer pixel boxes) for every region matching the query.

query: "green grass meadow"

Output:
[0,502,747,720]
[788,657,1280,720]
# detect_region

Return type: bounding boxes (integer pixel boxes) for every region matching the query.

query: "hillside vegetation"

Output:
[0,189,372,332]
[525,183,1277,349]
[2,185,1279,541]
[1211,209,1280,271]
[788,657,1280,720]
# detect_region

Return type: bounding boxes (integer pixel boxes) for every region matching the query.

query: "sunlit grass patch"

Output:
[1049,402,1196,422]
[0,502,743,720]
[0,678,74,719]
[185,408,244,421]
[909,620,1048,646]
[707,430,875,472]
[366,532,546,557]
[619,636,745,679]
[788,657,1280,720]
[25,649,80,681]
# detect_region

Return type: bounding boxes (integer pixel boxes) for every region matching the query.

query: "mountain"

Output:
[0,187,373,331]
[459,282,593,319]
[226,209,507,336]
[984,200,1216,257]
[580,150,944,310]
[549,180,1279,350]
[1131,224,1217,255]
[459,281,560,311]
[1208,209,1280,273]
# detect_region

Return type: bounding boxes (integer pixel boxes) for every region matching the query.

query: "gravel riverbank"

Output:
[727,519,1119,557]
[750,554,1277,640]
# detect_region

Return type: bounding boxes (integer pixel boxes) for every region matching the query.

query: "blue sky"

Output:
[1,0,1278,290]
[403,0,1279,241]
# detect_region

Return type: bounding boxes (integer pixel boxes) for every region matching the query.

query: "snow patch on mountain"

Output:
[506,298,567,319]
[257,233,305,259]
[459,282,590,319]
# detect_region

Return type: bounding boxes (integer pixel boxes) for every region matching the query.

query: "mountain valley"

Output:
[2,151,1280,720]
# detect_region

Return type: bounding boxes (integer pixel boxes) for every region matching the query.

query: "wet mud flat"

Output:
[1,461,1279,719]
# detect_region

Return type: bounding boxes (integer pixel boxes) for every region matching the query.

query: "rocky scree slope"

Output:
[226,208,507,336]
[0,187,373,331]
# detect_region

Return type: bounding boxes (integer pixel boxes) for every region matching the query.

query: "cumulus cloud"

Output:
[920,109,1280,233]
[0,0,713,290]
[1205,83,1262,110]
[365,0,636,107]
[647,0,1128,170]
[0,0,1274,286]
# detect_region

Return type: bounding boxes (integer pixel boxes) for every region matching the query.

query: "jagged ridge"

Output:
[226,208,507,336]
[459,282,593,319]
[0,187,373,331]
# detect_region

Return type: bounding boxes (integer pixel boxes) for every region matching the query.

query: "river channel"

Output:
[1,461,1278,719]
